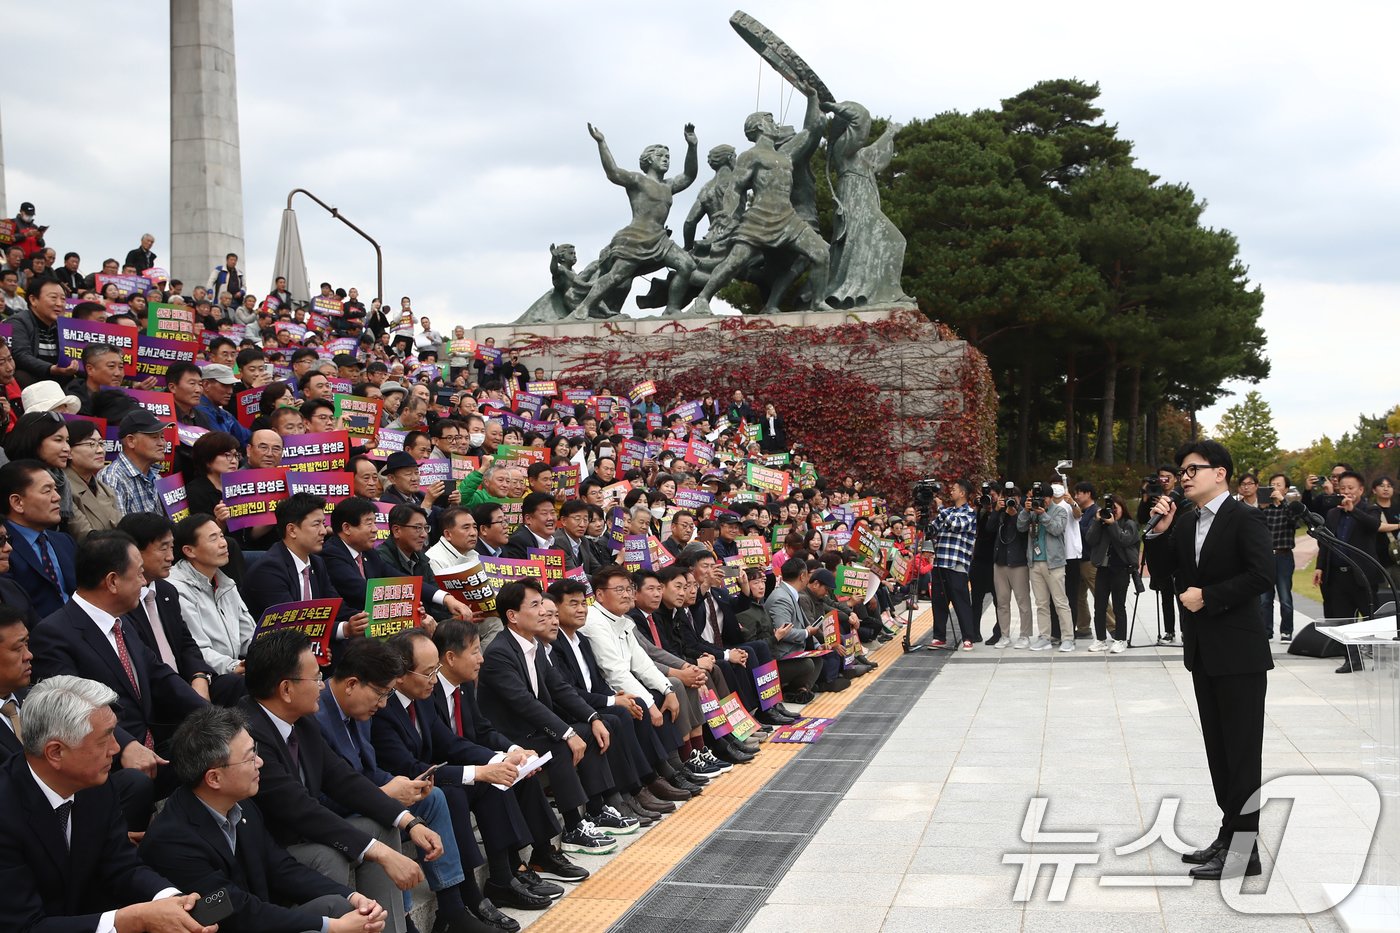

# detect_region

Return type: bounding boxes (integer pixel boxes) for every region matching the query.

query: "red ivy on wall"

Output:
[508,311,997,505]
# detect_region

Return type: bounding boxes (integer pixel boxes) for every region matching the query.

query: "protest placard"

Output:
[735,534,770,569]
[274,321,307,341]
[135,335,200,386]
[222,468,289,531]
[628,379,656,404]
[752,659,783,711]
[820,610,841,651]
[234,386,262,427]
[720,557,744,596]
[674,488,713,511]
[311,295,343,317]
[498,498,524,536]
[770,522,792,548]
[745,462,791,498]
[698,687,733,739]
[417,458,452,494]
[436,562,497,614]
[666,400,703,423]
[287,470,353,511]
[450,338,477,360]
[254,599,341,665]
[888,547,912,586]
[156,473,190,524]
[834,564,875,603]
[94,273,151,299]
[365,576,421,638]
[57,319,137,376]
[368,428,407,461]
[551,463,580,499]
[720,692,760,742]
[760,452,791,468]
[495,444,547,467]
[563,566,594,602]
[604,507,627,552]
[333,394,383,439]
[122,389,176,423]
[600,480,632,509]
[146,303,199,341]
[769,717,835,744]
[0,219,13,245]
[373,501,393,543]
[475,344,503,366]
[527,548,567,583]
[685,438,715,466]
[450,455,480,481]
[476,558,547,600]
[281,431,350,472]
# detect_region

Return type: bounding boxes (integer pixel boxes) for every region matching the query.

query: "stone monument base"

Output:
[471,305,996,485]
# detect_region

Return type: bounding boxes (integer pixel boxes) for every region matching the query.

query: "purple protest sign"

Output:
[222,468,289,531]
[56,319,137,376]
[136,335,200,387]
[156,473,191,524]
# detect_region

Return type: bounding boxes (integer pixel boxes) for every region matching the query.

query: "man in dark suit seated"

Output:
[552,500,598,575]
[118,513,216,703]
[429,620,590,887]
[501,492,559,560]
[374,503,474,627]
[238,629,441,933]
[0,674,214,931]
[378,630,565,923]
[476,580,625,856]
[0,525,40,628]
[315,638,492,933]
[0,458,77,619]
[1145,440,1274,880]
[322,496,389,640]
[29,530,208,830]
[140,704,390,933]
[239,493,371,633]
[544,579,699,821]
[0,605,32,762]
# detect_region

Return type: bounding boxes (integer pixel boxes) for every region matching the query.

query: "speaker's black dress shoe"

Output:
[1181,839,1225,865]
[1189,848,1262,879]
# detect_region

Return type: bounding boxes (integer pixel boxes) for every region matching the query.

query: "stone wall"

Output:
[469,306,996,485]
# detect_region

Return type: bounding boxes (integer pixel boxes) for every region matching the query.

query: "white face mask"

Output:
[468,432,485,447]
[650,506,666,519]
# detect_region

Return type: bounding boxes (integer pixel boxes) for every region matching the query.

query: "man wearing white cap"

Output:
[196,363,251,445]
[98,410,172,515]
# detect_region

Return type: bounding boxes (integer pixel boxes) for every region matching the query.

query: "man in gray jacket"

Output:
[1016,483,1075,651]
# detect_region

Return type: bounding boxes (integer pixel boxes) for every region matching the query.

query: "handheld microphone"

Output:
[1144,488,1184,534]
[1286,498,1326,530]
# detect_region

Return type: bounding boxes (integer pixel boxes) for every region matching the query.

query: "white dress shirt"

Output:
[508,628,541,697]
[70,594,125,659]
[1195,489,1232,564]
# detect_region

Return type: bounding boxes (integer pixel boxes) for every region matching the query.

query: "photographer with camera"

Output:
[972,483,1001,645]
[1016,480,1075,651]
[990,485,1034,648]
[1303,463,1350,516]
[1085,494,1140,653]
[1070,482,1114,639]
[1138,466,1184,645]
[928,479,979,650]
[1259,474,1302,641]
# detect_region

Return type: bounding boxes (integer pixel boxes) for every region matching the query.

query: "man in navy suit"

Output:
[29,530,208,829]
[0,525,40,628]
[0,675,212,931]
[140,704,388,933]
[0,459,77,619]
[430,620,588,885]
[476,580,624,855]
[0,605,31,763]
[323,496,389,640]
[1145,440,1274,880]
[378,629,567,918]
[240,493,371,633]
[315,638,487,933]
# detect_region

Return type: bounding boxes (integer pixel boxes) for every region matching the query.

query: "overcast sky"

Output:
[8,1,1398,450]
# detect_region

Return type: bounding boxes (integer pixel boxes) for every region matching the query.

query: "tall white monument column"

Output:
[169,0,244,289]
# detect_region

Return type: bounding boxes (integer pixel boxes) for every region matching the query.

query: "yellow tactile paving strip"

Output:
[527,608,934,933]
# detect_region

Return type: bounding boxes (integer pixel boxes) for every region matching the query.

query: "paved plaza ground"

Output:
[501,584,1391,932]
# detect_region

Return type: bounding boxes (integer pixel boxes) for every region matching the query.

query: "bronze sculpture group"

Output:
[515,11,911,324]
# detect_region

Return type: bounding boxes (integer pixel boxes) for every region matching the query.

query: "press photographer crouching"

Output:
[1084,494,1140,653]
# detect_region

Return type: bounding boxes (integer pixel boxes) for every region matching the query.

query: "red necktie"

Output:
[355,554,365,577]
[646,613,663,647]
[452,687,464,738]
[408,703,418,733]
[111,621,154,750]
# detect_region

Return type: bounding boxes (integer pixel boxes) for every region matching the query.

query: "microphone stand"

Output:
[1306,523,1399,624]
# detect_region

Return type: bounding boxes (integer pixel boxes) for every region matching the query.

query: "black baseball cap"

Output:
[118,409,172,436]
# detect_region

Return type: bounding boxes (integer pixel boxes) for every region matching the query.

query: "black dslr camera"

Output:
[978,481,994,509]
[1098,495,1115,521]
[1141,475,1165,510]
[1028,482,1046,511]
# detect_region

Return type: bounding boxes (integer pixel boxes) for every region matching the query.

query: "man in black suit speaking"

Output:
[1145,440,1274,880]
